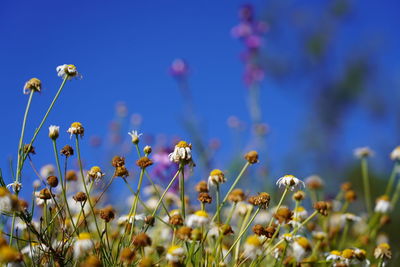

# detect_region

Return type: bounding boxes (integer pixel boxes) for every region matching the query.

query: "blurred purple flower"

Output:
[169,58,189,79]
[243,63,265,87]
[151,148,179,192]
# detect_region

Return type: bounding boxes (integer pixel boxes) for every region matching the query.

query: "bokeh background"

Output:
[1,0,400,259]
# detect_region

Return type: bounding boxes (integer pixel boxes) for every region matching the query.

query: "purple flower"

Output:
[169,58,189,79]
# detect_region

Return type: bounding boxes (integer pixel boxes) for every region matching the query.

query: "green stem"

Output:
[268,186,289,227]
[128,168,145,238]
[179,164,185,218]
[385,161,399,196]
[338,222,349,250]
[224,202,237,225]
[361,158,372,215]
[211,162,250,222]
[216,183,221,223]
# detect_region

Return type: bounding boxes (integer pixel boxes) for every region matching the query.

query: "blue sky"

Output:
[1,0,400,192]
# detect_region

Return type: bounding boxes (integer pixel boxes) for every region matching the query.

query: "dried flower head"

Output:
[46,176,59,188]
[0,245,21,263]
[344,190,357,202]
[313,201,329,216]
[6,182,22,193]
[305,175,324,190]
[248,192,270,209]
[252,224,266,236]
[23,144,35,155]
[67,122,84,138]
[111,156,125,167]
[128,130,142,144]
[73,192,87,202]
[132,233,152,247]
[176,226,192,241]
[113,166,129,178]
[195,181,208,193]
[48,125,60,140]
[276,175,305,191]
[341,182,352,192]
[208,169,227,186]
[228,189,246,203]
[169,214,184,226]
[38,188,53,200]
[198,192,212,204]
[60,145,74,157]
[274,207,293,224]
[293,191,306,201]
[244,150,259,164]
[56,64,80,80]
[120,247,135,264]
[136,156,153,169]
[100,206,115,223]
[23,78,41,94]
[81,255,102,267]
[66,170,78,181]
[265,226,276,238]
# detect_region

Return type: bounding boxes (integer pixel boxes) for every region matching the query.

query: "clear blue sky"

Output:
[1,0,400,190]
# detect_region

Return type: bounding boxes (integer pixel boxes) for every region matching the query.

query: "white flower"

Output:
[0,188,13,213]
[166,245,185,262]
[186,210,209,228]
[354,147,374,158]
[67,122,84,138]
[6,181,22,193]
[390,146,400,161]
[117,214,146,225]
[254,210,271,225]
[40,164,55,179]
[276,175,305,191]
[21,243,48,258]
[208,169,226,186]
[168,141,192,163]
[326,250,342,262]
[341,213,362,224]
[375,196,391,213]
[243,235,262,260]
[235,202,253,217]
[305,175,324,189]
[74,233,93,259]
[34,191,56,207]
[48,125,60,140]
[128,130,142,144]
[87,166,105,182]
[56,64,80,80]
[293,206,308,220]
[292,237,311,262]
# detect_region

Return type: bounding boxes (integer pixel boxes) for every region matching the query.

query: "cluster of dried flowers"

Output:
[0,65,398,267]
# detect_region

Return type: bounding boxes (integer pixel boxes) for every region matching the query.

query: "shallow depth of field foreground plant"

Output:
[0,64,399,267]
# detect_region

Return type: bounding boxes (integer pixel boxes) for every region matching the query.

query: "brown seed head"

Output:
[111,156,125,167]
[293,191,306,201]
[345,190,357,202]
[198,192,212,204]
[24,78,42,94]
[244,150,259,164]
[220,224,234,235]
[60,145,74,157]
[252,224,266,236]
[145,215,155,227]
[114,166,129,178]
[136,156,153,169]
[228,189,246,203]
[23,144,35,155]
[38,188,53,200]
[80,255,102,267]
[341,182,352,192]
[249,192,270,209]
[274,207,293,224]
[313,201,329,216]
[195,181,208,193]
[120,247,135,263]
[169,214,184,226]
[132,233,152,247]
[66,170,78,181]
[138,257,153,267]
[176,226,192,241]
[100,206,115,223]
[73,192,87,202]
[265,226,277,238]
[46,176,59,188]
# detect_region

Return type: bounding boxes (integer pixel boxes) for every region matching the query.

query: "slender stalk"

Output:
[223,207,261,261]
[338,222,349,250]
[212,162,250,222]
[361,158,372,215]
[224,202,237,225]
[268,186,289,227]
[128,168,145,238]
[179,164,185,218]
[216,183,221,223]
[385,161,399,196]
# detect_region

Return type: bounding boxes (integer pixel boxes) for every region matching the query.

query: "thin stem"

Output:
[268,186,289,227]
[223,207,261,261]
[179,164,185,218]
[386,161,399,196]
[212,162,250,222]
[361,158,372,215]
[128,168,145,238]
[216,183,221,223]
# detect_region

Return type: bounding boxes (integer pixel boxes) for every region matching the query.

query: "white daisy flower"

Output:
[293,206,308,220]
[243,235,263,260]
[292,237,311,262]
[254,210,271,225]
[166,245,185,263]
[87,166,105,182]
[6,181,22,193]
[276,175,305,191]
[67,122,84,138]
[168,141,192,163]
[73,232,94,259]
[208,169,227,186]
[56,64,80,80]
[354,147,374,158]
[390,146,400,161]
[21,243,48,258]
[186,210,209,228]
[375,195,392,213]
[326,250,342,262]
[128,130,143,144]
[341,213,362,223]
[48,125,60,140]
[117,214,146,225]
[0,187,13,213]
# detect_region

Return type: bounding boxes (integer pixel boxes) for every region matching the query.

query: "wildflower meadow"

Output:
[1,1,399,266]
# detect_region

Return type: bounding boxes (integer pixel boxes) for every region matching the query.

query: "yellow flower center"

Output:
[296,237,310,249]
[378,195,389,202]
[246,235,261,246]
[330,250,341,256]
[294,206,305,212]
[0,245,20,262]
[378,243,390,250]
[210,169,224,177]
[194,210,208,218]
[90,166,102,173]
[168,245,181,254]
[70,122,82,128]
[341,249,354,259]
[176,141,190,148]
[78,232,91,240]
